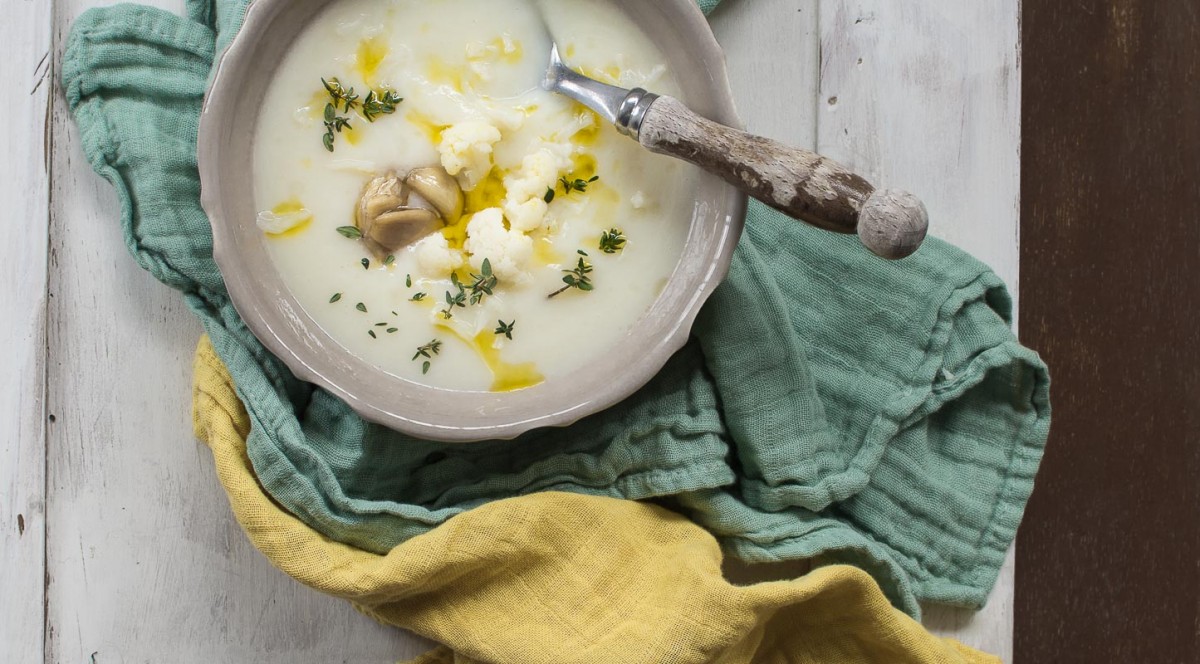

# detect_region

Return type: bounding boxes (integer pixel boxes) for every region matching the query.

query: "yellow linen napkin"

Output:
[193,335,997,664]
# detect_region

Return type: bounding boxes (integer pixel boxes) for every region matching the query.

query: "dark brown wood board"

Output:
[1017,0,1200,661]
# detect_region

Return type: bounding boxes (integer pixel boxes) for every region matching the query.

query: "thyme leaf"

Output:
[599,228,626,254]
[361,89,403,121]
[560,174,599,195]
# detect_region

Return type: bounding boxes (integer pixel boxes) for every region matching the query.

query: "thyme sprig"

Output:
[560,174,599,194]
[319,78,403,150]
[467,259,498,305]
[413,339,443,375]
[362,89,403,121]
[322,103,353,152]
[599,228,626,254]
[440,273,467,319]
[322,77,359,112]
[549,250,594,298]
[494,319,516,340]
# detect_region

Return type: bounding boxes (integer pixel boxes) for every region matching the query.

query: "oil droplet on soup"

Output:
[355,36,389,86]
[264,198,314,238]
[471,331,544,392]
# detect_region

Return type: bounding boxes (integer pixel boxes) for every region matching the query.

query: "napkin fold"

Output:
[63,0,1049,624]
[194,336,998,664]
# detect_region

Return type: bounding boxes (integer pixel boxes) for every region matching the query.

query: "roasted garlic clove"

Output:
[364,193,407,220]
[368,207,442,252]
[353,167,462,258]
[406,166,464,224]
[356,172,408,243]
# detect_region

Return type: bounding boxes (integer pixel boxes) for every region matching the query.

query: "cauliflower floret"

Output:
[504,198,549,233]
[507,149,566,200]
[502,147,572,232]
[414,233,463,278]
[463,208,533,281]
[438,121,502,191]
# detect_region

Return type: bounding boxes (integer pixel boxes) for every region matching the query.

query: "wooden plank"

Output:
[816,1,1021,660]
[0,0,52,662]
[1017,0,1200,660]
[709,0,819,147]
[46,1,431,660]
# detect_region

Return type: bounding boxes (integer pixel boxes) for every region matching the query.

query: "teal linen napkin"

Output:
[63,0,1049,619]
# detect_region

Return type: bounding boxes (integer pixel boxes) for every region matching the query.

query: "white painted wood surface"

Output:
[0,2,52,663]
[815,1,1021,293]
[812,3,1020,660]
[2,0,1019,661]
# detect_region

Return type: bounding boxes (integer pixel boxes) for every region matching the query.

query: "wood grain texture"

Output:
[1017,0,1200,661]
[815,1,1020,660]
[817,0,1021,295]
[709,0,818,148]
[0,1,52,662]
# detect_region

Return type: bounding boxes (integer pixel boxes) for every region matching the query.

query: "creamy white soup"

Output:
[252,0,697,392]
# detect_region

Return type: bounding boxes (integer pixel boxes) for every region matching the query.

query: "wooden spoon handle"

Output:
[637,95,928,259]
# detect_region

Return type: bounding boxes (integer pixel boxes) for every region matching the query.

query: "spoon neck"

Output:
[544,63,658,140]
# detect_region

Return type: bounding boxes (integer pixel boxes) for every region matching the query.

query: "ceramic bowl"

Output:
[198,0,746,442]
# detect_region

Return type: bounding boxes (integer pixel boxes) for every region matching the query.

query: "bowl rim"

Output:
[198,0,747,442]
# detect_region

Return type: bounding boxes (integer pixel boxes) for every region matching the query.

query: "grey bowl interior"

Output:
[199,0,747,442]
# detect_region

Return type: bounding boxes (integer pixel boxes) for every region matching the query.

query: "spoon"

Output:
[541,44,929,259]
